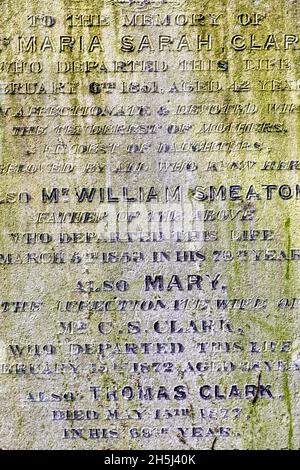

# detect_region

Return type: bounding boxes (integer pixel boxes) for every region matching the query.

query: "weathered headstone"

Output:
[0,0,299,450]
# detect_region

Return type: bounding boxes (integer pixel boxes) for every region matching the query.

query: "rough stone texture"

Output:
[0,0,299,450]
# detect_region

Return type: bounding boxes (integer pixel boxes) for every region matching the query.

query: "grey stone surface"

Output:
[0,0,299,450]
